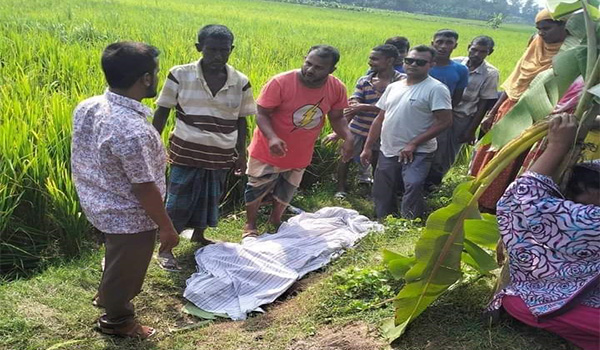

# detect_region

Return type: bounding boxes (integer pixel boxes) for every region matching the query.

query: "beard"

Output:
[145,77,158,98]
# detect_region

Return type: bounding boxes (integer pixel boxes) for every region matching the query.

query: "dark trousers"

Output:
[427,115,472,186]
[372,152,433,220]
[97,229,156,324]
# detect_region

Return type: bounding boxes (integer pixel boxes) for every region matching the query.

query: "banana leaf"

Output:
[383,249,415,279]
[383,121,551,342]
[546,0,600,20]
[462,239,498,274]
[382,182,480,340]
[463,214,500,250]
[483,45,587,148]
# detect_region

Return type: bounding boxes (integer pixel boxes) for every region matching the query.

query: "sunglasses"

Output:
[404,58,430,66]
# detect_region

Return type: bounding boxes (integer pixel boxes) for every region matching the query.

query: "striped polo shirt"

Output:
[349,71,405,137]
[156,61,257,169]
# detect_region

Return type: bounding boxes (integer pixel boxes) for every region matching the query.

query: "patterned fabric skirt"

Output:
[166,165,228,233]
[470,99,526,212]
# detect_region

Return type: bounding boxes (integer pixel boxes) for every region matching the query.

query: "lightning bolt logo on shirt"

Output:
[292,97,324,132]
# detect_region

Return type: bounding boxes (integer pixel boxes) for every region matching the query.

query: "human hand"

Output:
[268,137,287,157]
[323,132,340,145]
[480,113,494,133]
[458,130,476,145]
[343,107,357,119]
[233,156,247,176]
[340,137,353,163]
[547,113,577,152]
[158,226,179,253]
[399,143,416,164]
[360,148,372,166]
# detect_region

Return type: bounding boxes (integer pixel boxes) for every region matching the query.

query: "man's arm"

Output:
[400,109,452,163]
[131,182,179,253]
[481,91,507,133]
[153,106,171,134]
[256,105,287,157]
[234,117,248,175]
[328,108,354,162]
[459,98,495,144]
[451,88,465,109]
[360,110,384,165]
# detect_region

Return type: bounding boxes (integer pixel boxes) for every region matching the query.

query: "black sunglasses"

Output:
[404,58,430,66]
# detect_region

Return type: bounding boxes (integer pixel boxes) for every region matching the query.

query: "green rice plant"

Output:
[0,0,534,275]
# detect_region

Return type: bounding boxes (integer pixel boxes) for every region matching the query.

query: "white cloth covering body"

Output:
[183,207,383,320]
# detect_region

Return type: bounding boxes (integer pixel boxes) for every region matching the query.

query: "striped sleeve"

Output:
[239,80,257,117]
[351,78,365,102]
[155,68,180,109]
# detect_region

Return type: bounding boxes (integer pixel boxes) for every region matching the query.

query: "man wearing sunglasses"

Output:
[360,46,452,220]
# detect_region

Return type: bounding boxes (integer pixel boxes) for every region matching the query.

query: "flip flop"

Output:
[156,253,181,272]
[241,228,259,239]
[98,317,156,339]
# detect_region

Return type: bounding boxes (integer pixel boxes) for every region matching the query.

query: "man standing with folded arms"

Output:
[361,45,452,220]
[71,41,179,338]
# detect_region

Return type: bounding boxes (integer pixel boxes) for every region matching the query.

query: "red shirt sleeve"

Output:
[256,77,282,109]
[330,79,349,110]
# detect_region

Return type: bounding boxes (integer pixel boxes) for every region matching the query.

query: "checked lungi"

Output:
[244,157,305,206]
[166,165,228,233]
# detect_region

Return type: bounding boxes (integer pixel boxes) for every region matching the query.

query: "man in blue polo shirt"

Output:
[427,29,469,188]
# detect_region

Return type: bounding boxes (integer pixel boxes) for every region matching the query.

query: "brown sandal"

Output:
[98,317,156,339]
[242,228,259,239]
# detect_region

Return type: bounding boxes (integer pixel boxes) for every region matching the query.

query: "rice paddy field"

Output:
[0,0,535,275]
[0,1,574,349]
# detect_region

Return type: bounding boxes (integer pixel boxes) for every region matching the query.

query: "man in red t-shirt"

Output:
[243,45,354,237]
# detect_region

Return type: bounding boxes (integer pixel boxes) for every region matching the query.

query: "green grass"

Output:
[0,0,536,274]
[0,172,569,350]
[0,0,568,348]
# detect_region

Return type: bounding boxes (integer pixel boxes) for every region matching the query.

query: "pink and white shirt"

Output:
[71,90,167,234]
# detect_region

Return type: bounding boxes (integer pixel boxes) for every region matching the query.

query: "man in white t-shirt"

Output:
[360,45,452,219]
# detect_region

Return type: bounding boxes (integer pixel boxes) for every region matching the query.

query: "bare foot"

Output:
[242,224,259,239]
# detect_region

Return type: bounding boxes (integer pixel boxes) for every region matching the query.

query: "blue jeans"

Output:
[372,152,433,219]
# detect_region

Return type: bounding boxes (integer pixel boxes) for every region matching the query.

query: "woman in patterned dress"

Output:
[489,114,600,350]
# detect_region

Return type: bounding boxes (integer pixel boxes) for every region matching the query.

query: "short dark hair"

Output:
[410,45,436,60]
[197,24,234,46]
[385,36,410,52]
[372,44,399,59]
[307,45,340,66]
[471,35,495,50]
[101,41,159,89]
[566,164,600,199]
[433,29,459,41]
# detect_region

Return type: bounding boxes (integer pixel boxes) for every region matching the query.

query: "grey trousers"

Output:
[372,152,433,219]
[97,229,156,324]
[427,115,472,186]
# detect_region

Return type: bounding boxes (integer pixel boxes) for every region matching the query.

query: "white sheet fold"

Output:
[183,207,383,320]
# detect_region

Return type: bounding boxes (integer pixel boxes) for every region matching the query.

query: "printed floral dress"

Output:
[489,171,600,317]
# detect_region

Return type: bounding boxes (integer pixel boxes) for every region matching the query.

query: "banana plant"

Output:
[382,0,599,341]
